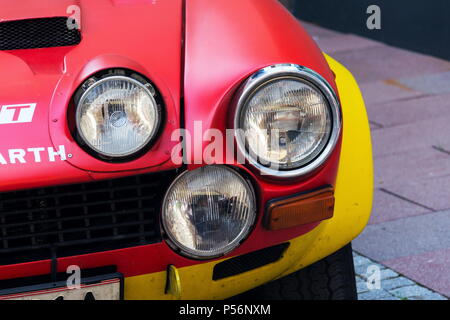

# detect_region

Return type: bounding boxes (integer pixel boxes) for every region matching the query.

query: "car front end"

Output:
[0,0,372,300]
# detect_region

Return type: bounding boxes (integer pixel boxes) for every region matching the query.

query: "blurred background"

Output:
[281,0,450,60]
[280,0,450,300]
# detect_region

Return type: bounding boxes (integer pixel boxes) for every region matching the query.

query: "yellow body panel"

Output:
[124,55,374,300]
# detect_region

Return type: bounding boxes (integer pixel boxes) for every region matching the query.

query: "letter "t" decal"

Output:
[0,103,37,124]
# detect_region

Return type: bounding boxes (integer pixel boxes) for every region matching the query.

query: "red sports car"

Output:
[0,0,372,300]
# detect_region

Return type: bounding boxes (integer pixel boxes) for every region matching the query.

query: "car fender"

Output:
[278,54,374,278]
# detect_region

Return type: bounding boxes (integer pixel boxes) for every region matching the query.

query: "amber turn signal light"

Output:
[266,187,335,231]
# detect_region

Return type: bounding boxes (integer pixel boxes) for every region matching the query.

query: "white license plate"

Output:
[0,278,121,300]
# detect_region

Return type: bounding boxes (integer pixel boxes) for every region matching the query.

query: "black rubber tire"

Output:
[236,243,357,300]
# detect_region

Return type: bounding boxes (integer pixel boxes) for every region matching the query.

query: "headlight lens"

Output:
[76,75,160,158]
[235,64,341,177]
[162,166,256,259]
[241,78,331,169]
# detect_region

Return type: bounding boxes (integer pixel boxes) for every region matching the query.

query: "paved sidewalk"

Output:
[354,252,446,300]
[302,21,450,299]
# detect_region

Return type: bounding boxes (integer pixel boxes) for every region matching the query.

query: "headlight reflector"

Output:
[235,64,341,177]
[162,166,256,259]
[76,75,161,158]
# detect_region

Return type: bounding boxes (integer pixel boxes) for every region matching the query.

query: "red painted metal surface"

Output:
[0,0,342,280]
[0,0,183,193]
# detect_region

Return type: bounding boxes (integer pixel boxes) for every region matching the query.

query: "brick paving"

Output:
[302,21,450,299]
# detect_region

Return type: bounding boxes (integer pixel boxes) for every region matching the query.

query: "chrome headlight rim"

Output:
[75,73,162,161]
[234,64,342,179]
[161,165,257,260]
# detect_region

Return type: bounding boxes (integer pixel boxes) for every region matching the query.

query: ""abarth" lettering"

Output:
[0,146,67,165]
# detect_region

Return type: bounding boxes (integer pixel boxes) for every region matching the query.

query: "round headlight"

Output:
[76,75,161,158]
[162,166,256,259]
[235,64,341,178]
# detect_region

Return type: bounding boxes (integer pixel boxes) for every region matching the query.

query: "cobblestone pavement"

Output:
[302,21,450,299]
[353,252,447,300]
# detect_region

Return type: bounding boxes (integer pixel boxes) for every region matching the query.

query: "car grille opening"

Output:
[0,17,81,51]
[212,243,290,280]
[0,170,178,265]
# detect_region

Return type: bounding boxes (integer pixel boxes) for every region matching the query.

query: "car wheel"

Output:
[235,243,357,300]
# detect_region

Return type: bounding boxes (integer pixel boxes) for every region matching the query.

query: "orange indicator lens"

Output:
[266,187,335,231]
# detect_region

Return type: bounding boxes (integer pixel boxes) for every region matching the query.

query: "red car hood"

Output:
[0,0,183,192]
